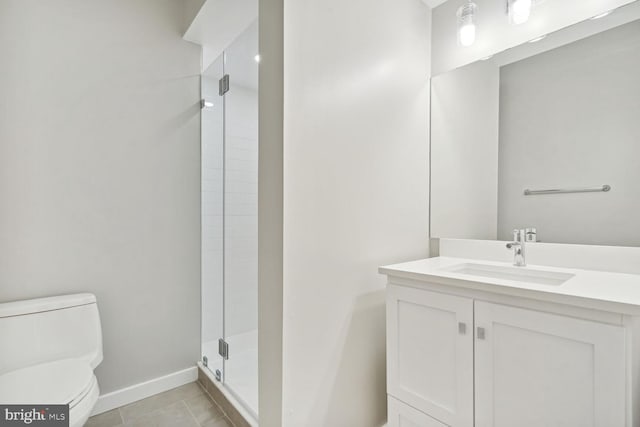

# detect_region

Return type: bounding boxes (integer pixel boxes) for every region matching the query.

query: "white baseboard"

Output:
[91,366,198,416]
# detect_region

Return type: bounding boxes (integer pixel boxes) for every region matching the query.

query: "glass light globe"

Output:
[457,2,478,47]
[509,0,532,25]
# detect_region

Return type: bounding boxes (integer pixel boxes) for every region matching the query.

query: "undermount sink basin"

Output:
[442,263,575,286]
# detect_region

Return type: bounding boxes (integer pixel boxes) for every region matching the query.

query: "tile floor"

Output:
[86,382,233,427]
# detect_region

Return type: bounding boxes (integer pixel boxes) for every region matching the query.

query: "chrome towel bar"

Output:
[523,185,611,196]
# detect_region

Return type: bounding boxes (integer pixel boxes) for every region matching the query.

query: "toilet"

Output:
[0,294,103,427]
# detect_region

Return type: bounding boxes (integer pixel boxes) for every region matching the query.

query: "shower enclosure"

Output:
[201,20,258,419]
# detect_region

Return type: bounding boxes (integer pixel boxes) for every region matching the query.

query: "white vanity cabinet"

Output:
[387,286,474,427]
[474,301,626,427]
[388,395,449,427]
[387,283,628,427]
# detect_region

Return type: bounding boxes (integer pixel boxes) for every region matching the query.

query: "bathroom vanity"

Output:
[389,0,640,424]
[380,256,640,427]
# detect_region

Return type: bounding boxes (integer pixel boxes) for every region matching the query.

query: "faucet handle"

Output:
[513,228,526,242]
[525,227,537,242]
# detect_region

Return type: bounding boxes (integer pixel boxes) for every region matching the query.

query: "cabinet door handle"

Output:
[477,327,486,340]
[458,322,467,335]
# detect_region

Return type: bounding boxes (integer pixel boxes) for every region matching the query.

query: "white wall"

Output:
[430,61,499,240]
[431,0,636,74]
[257,0,284,424]
[183,0,258,72]
[0,0,202,394]
[498,20,640,247]
[282,0,431,425]
[184,0,206,33]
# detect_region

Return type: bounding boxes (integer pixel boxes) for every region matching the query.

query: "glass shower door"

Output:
[200,20,259,419]
[223,20,259,417]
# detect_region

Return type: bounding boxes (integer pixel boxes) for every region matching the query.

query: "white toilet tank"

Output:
[0,293,103,375]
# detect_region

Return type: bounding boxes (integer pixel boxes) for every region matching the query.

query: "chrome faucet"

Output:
[506,229,526,267]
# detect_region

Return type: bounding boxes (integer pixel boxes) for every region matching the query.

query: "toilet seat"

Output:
[0,358,94,406]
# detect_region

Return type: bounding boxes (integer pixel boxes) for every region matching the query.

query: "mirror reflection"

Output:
[430,1,640,247]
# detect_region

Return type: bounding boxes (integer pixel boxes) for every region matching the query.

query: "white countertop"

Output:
[380,257,640,315]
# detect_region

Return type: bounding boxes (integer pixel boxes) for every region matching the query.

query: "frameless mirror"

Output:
[430,0,640,247]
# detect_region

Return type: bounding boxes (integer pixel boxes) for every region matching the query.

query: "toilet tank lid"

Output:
[0,293,97,318]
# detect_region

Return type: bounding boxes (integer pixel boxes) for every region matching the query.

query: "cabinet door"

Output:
[388,395,449,427]
[387,285,473,427]
[474,301,626,427]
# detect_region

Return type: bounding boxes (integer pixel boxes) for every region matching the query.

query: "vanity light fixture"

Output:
[507,0,533,25]
[457,1,478,47]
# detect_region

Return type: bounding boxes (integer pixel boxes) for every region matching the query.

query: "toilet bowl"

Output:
[0,294,103,427]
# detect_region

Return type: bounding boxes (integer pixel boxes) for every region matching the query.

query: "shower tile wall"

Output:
[225,83,258,337]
